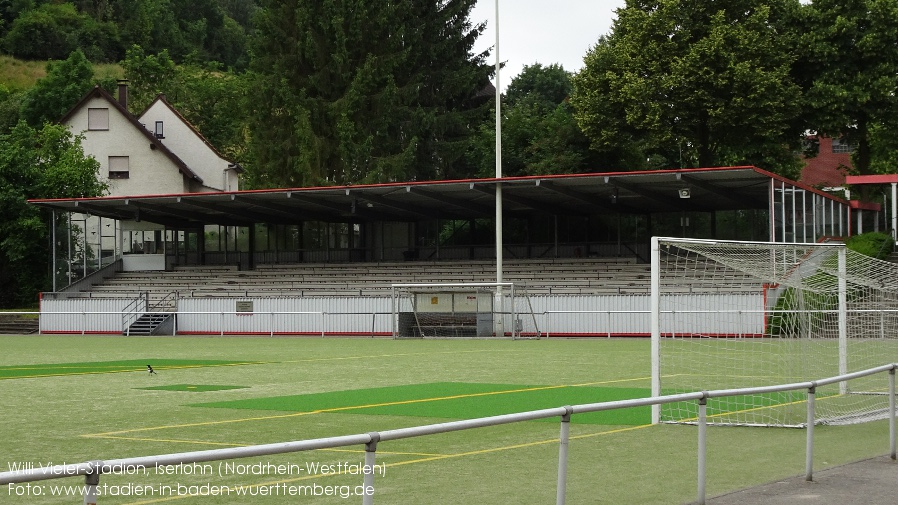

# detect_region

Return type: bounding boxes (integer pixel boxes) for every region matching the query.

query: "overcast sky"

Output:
[470,0,626,90]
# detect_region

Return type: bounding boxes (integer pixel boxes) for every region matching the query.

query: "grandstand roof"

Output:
[30,166,840,229]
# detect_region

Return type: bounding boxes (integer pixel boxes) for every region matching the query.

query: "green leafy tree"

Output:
[0,122,106,307]
[505,63,571,107]
[2,2,122,61]
[122,46,248,163]
[247,0,492,188]
[19,50,96,127]
[120,45,178,113]
[571,0,804,176]
[469,63,598,176]
[798,0,898,179]
[0,83,23,134]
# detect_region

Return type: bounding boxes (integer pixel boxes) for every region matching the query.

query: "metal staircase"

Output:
[122,292,177,336]
[126,313,173,335]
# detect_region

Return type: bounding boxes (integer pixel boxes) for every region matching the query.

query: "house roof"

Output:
[28,166,848,230]
[59,85,204,183]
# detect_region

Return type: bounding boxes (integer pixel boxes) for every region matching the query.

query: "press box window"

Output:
[88,108,109,130]
[108,156,130,179]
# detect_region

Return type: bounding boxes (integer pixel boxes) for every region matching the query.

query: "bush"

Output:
[845,232,894,260]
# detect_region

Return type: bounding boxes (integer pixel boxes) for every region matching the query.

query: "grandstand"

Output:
[30,167,875,335]
[86,257,649,301]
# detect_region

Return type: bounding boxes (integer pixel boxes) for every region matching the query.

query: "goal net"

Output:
[391,282,540,339]
[651,237,898,427]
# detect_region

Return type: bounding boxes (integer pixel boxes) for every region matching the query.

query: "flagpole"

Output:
[494,0,505,336]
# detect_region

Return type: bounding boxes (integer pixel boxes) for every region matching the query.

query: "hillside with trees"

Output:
[3,0,898,306]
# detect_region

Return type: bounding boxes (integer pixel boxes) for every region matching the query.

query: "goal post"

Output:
[651,236,898,427]
[390,282,540,339]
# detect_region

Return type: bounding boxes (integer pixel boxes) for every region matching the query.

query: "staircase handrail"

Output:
[121,293,147,336]
[150,291,178,314]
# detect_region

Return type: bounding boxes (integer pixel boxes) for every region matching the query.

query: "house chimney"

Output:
[117,79,129,111]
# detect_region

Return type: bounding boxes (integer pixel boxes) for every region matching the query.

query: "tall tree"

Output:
[247,0,492,188]
[798,0,898,179]
[469,63,598,176]
[122,46,249,164]
[0,122,106,307]
[19,50,96,127]
[571,0,804,176]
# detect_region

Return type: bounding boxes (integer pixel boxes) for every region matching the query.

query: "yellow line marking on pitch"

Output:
[122,423,656,505]
[85,376,652,437]
[87,435,444,457]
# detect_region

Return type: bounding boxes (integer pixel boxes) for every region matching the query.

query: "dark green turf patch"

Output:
[0,359,266,379]
[192,382,653,425]
[135,384,249,392]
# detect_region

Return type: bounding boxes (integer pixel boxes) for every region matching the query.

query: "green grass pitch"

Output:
[0,335,891,505]
[136,384,250,393]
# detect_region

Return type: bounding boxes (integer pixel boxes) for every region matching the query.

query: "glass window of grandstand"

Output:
[108,156,129,179]
[251,223,303,264]
[88,108,109,130]
[775,181,850,242]
[124,230,161,254]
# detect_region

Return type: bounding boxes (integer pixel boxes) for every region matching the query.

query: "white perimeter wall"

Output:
[41,297,145,334]
[39,294,764,336]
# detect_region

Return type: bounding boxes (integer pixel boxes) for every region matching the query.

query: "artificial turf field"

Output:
[0,335,893,504]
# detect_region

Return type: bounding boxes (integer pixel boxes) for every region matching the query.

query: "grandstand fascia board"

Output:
[29,166,855,228]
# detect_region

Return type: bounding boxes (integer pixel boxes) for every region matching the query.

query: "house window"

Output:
[154,121,164,139]
[108,156,130,179]
[832,137,853,154]
[88,108,109,130]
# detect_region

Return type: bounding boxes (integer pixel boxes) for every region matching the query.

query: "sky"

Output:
[469,0,626,90]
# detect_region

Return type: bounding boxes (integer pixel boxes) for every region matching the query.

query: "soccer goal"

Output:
[651,237,898,427]
[391,282,540,339]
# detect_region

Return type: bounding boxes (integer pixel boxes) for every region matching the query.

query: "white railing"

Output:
[0,365,895,505]
[32,306,898,337]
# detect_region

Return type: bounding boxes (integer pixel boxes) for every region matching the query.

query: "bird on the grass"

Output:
[147,364,157,375]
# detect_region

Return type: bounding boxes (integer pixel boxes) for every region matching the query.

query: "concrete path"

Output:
[703,456,897,505]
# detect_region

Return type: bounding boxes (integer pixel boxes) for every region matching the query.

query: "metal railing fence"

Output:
[0,364,894,505]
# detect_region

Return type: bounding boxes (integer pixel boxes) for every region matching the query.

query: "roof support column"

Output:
[51,210,57,292]
[892,182,898,242]
[248,224,256,270]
